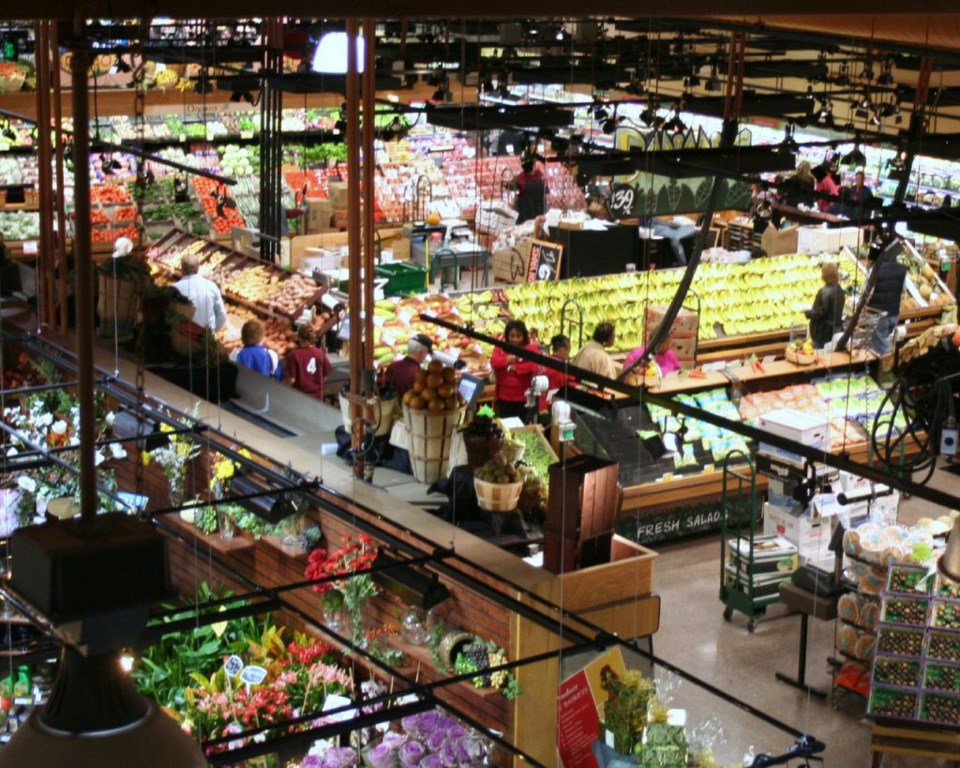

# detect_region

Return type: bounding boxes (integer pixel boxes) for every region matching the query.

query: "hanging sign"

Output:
[526,239,563,283]
[605,184,637,220]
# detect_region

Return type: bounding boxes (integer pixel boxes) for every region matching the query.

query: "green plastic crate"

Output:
[376,262,428,296]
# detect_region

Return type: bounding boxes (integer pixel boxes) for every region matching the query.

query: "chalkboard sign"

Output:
[526,239,564,282]
[606,183,637,219]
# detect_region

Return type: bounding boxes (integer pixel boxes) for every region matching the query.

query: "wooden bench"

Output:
[870,723,960,767]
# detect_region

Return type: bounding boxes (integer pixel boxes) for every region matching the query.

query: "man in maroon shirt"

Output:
[385,333,432,397]
[284,324,333,400]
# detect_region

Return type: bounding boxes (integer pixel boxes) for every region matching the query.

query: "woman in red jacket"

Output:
[491,320,542,420]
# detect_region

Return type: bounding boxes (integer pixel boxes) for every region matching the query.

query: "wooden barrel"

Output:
[403,404,464,484]
[97,273,140,338]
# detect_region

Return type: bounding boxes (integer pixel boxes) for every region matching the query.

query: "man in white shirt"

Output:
[172,253,227,332]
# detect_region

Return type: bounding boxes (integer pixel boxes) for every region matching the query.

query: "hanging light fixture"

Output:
[841,141,867,167]
[311,30,365,74]
[664,106,686,134]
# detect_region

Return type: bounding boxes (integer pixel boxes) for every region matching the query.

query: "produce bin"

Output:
[375,262,427,297]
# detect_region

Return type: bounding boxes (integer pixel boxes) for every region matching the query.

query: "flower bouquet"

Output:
[305,533,379,649]
[140,410,202,507]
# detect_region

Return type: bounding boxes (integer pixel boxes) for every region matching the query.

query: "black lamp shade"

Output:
[371,552,451,611]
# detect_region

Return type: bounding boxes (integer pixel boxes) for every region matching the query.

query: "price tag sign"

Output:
[239,665,267,686]
[321,694,355,723]
[13,697,32,707]
[762,355,777,366]
[240,130,254,140]
[178,134,186,143]
[223,655,244,677]
[606,183,637,220]
[525,239,563,283]
[0,142,9,152]
[22,241,38,255]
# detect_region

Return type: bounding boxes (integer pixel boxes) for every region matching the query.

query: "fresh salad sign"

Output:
[605,125,753,219]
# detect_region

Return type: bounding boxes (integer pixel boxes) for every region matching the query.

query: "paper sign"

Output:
[702,360,726,372]
[223,655,244,677]
[240,130,254,140]
[239,665,267,686]
[22,241,37,255]
[558,671,600,768]
[322,694,356,723]
[762,355,777,366]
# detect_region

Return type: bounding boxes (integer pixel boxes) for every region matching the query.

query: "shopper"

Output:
[235,319,282,380]
[490,319,542,419]
[172,252,227,333]
[572,321,619,381]
[867,246,907,356]
[622,337,681,380]
[814,160,840,213]
[284,324,333,400]
[385,333,432,397]
[840,170,874,216]
[651,217,699,265]
[804,262,846,348]
[540,334,576,411]
[513,154,548,224]
[778,160,816,207]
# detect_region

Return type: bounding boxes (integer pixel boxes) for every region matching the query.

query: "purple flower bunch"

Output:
[338,709,488,768]
[301,745,360,768]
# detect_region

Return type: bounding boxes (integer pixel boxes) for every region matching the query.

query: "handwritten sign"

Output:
[526,239,563,283]
[223,655,244,677]
[606,184,637,220]
[240,665,268,686]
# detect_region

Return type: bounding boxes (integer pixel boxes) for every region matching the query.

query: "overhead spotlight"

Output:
[869,112,882,127]
[704,75,721,92]
[230,91,255,104]
[685,74,701,88]
[876,61,895,86]
[114,55,131,74]
[836,62,851,86]
[601,115,623,135]
[193,75,213,95]
[432,84,451,102]
[811,52,829,82]
[1,122,15,142]
[841,143,867,166]
[894,104,904,125]
[638,106,655,126]
[480,74,494,93]
[860,63,875,81]
[380,116,406,141]
[664,107,686,134]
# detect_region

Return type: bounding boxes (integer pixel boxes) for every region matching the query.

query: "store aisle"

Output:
[651,467,958,767]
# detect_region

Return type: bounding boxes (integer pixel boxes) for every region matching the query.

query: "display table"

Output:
[869,723,960,767]
[776,582,839,699]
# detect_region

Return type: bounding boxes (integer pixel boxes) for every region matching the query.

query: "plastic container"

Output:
[873,657,921,688]
[474,478,523,513]
[882,595,931,627]
[887,563,933,595]
[920,690,960,726]
[926,628,960,662]
[922,660,960,692]
[877,626,925,658]
[375,262,428,297]
[868,685,919,720]
[932,598,960,630]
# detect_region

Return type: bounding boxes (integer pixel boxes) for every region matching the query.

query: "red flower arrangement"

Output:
[305,533,379,647]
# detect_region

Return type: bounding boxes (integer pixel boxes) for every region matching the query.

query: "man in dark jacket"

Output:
[385,333,432,397]
[805,262,845,348]
[867,251,907,355]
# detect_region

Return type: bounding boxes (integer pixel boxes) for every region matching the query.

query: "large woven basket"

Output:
[403,404,464,484]
[474,478,523,513]
[785,347,816,365]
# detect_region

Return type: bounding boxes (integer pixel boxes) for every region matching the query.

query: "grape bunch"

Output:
[462,413,503,440]
[487,648,509,689]
[455,640,493,687]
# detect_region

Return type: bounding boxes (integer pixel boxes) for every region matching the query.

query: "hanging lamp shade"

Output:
[311,31,364,74]
[939,518,960,584]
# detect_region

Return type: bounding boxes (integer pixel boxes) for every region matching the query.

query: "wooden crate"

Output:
[544,454,619,543]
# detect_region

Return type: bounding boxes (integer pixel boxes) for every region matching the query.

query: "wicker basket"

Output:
[785,347,817,366]
[474,478,523,513]
[403,404,464,484]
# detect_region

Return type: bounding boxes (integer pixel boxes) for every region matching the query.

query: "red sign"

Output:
[557,670,600,768]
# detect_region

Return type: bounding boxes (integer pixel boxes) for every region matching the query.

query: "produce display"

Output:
[0,211,39,241]
[400,360,464,413]
[647,388,749,471]
[877,627,924,657]
[372,293,500,376]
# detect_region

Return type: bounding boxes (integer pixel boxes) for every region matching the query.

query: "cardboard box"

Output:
[670,336,697,364]
[644,306,699,337]
[328,182,349,209]
[305,198,334,234]
[492,242,532,283]
[760,224,799,257]
[758,408,830,450]
[763,502,833,560]
[476,201,519,235]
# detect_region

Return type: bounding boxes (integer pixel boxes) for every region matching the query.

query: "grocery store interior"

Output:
[2,6,960,768]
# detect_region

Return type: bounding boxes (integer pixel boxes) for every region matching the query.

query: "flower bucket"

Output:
[474,478,523,513]
[403,404,464,484]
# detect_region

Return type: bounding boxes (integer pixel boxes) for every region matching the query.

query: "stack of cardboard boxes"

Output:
[305,181,350,234]
[644,307,699,369]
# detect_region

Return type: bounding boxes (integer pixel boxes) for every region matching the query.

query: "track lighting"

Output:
[114,56,131,74]
[877,59,895,86]
[664,108,686,134]
[869,112,881,127]
[836,62,851,86]
[638,106,656,126]
[841,143,866,167]
[685,74,701,88]
[601,115,623,135]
